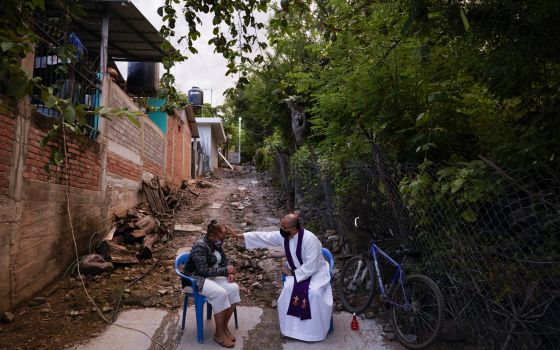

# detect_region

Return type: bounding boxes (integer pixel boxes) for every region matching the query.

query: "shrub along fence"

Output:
[289,152,560,350]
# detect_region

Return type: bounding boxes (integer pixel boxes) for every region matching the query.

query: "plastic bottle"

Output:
[351,313,359,331]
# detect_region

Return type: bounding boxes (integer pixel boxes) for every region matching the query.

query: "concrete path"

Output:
[68,306,402,350]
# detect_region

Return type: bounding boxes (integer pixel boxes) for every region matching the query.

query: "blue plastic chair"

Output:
[282,247,335,334]
[174,252,238,344]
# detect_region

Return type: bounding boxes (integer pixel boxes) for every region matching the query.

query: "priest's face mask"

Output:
[280,221,298,239]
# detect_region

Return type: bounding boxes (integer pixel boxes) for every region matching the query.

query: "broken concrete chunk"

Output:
[174,224,202,233]
[69,310,81,317]
[79,254,114,276]
[28,297,46,307]
[102,306,113,313]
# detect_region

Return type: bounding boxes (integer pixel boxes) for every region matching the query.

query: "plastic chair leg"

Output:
[181,295,189,330]
[206,302,212,320]
[234,307,238,329]
[195,298,206,344]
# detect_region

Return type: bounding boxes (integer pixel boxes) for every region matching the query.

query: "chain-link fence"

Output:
[289,153,560,349]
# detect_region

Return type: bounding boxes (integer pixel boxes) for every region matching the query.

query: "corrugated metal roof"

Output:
[71,0,174,62]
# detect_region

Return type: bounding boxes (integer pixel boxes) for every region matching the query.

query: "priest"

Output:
[228,213,333,341]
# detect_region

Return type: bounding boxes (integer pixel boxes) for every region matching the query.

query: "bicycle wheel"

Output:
[338,255,376,314]
[390,274,445,349]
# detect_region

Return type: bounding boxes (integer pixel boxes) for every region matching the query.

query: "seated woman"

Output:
[183,220,240,348]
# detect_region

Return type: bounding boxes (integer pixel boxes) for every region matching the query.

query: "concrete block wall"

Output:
[0,110,103,312]
[0,80,192,313]
[142,121,164,178]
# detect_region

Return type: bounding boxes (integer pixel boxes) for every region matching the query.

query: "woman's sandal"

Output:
[214,336,235,348]
[225,330,236,342]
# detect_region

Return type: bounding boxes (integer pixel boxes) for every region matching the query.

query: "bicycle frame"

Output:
[369,243,412,311]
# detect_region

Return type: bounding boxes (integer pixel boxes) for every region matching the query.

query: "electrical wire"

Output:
[62,126,168,350]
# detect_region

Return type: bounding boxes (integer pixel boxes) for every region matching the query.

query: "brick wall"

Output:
[24,117,101,191]
[165,113,192,186]
[0,113,16,195]
[0,80,196,313]
[106,151,141,181]
[0,111,103,312]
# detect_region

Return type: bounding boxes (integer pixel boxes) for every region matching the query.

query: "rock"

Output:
[1,312,15,323]
[69,310,81,317]
[251,282,261,288]
[271,300,278,309]
[174,224,202,233]
[28,297,46,307]
[94,295,107,305]
[325,229,336,238]
[39,303,52,314]
[123,276,132,282]
[65,291,76,301]
[382,331,396,341]
[208,203,222,209]
[79,254,114,276]
[192,217,204,225]
[265,217,280,225]
[382,323,394,332]
[327,235,339,242]
[102,306,113,313]
[125,290,153,306]
[158,289,168,296]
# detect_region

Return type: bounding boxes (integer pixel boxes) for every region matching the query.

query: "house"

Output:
[194,117,227,175]
[0,1,196,313]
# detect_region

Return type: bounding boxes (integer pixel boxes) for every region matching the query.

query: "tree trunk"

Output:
[97,240,139,265]
[134,215,158,234]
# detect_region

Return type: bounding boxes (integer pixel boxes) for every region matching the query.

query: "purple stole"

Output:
[284,227,312,320]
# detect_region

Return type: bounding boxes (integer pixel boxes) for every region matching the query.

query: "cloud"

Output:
[118,0,270,106]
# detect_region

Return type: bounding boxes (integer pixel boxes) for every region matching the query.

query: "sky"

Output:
[116,0,271,107]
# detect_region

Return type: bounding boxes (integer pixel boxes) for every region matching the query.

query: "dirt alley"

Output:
[0,167,290,350]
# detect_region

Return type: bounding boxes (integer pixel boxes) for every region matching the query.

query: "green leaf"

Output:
[428,91,448,103]
[52,150,64,166]
[461,208,477,222]
[126,114,141,127]
[62,106,76,124]
[1,42,15,52]
[460,8,471,32]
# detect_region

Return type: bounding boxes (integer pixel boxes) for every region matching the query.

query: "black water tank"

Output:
[127,62,159,95]
[188,86,203,106]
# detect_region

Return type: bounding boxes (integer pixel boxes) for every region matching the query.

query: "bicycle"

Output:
[338,217,445,349]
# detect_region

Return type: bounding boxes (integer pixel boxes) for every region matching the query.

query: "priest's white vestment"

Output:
[244,229,333,341]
